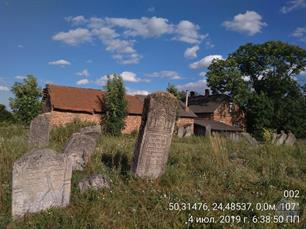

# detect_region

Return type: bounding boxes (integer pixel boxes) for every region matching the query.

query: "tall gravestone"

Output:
[12,149,72,218]
[28,114,50,147]
[132,92,178,179]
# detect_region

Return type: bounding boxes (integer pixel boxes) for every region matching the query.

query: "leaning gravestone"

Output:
[28,114,50,147]
[284,131,296,146]
[132,92,178,179]
[64,133,97,171]
[12,149,72,218]
[79,125,102,141]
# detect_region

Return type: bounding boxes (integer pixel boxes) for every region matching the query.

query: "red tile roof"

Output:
[43,84,143,115]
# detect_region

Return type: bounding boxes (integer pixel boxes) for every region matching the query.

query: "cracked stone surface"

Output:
[12,149,72,218]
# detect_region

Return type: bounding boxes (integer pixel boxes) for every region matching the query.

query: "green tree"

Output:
[166,83,185,100]
[103,74,128,136]
[0,104,14,123]
[9,75,42,125]
[207,41,306,138]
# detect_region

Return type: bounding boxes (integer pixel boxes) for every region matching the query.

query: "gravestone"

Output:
[64,133,97,171]
[284,131,296,146]
[12,149,72,218]
[275,131,287,145]
[78,174,110,193]
[28,114,50,147]
[132,92,178,179]
[177,126,185,138]
[184,125,193,137]
[80,125,102,141]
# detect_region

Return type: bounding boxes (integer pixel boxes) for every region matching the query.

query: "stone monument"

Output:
[12,149,72,218]
[132,92,178,179]
[28,114,50,147]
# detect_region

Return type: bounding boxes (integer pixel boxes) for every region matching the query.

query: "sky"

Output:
[1,0,306,108]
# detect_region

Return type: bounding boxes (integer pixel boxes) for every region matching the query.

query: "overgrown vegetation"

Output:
[9,75,42,125]
[207,41,306,139]
[0,123,305,228]
[0,104,14,123]
[103,74,128,136]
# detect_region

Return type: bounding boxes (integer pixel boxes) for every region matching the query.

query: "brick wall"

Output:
[176,117,194,133]
[47,111,141,134]
[122,115,141,134]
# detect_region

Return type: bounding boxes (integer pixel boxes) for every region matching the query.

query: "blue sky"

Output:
[1,0,306,108]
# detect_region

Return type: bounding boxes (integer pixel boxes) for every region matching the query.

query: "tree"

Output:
[0,104,14,123]
[103,74,128,136]
[166,83,185,100]
[207,41,306,138]
[9,75,42,125]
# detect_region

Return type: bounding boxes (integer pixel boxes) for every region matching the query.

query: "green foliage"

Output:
[1,124,306,228]
[0,104,14,123]
[207,41,306,137]
[103,74,128,136]
[166,83,185,100]
[9,75,42,125]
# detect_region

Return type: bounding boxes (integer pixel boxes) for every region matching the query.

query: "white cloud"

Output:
[86,59,93,63]
[95,75,108,86]
[292,26,306,42]
[0,85,9,91]
[65,15,88,26]
[53,16,211,65]
[52,28,92,46]
[76,79,90,85]
[190,55,223,69]
[300,69,306,76]
[199,72,206,77]
[17,44,24,48]
[222,11,267,36]
[48,59,71,67]
[174,20,206,44]
[77,69,90,77]
[280,0,306,14]
[121,71,149,82]
[184,45,199,59]
[176,79,208,92]
[146,70,182,80]
[15,75,26,80]
[106,17,173,38]
[126,89,149,95]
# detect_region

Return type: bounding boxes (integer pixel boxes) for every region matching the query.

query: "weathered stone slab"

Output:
[284,131,296,146]
[28,114,50,147]
[64,133,97,171]
[184,125,193,137]
[12,149,72,218]
[79,125,102,141]
[275,131,287,145]
[132,92,178,179]
[78,174,110,193]
[240,132,258,146]
[177,126,185,138]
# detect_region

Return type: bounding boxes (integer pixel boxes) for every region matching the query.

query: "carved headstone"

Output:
[12,149,72,218]
[28,114,50,147]
[79,125,102,141]
[64,133,97,171]
[132,92,178,179]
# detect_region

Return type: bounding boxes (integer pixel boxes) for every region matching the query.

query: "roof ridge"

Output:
[47,84,105,92]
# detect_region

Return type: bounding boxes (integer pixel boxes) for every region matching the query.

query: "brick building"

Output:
[42,84,196,134]
[187,90,245,136]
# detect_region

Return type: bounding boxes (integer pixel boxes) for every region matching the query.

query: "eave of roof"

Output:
[194,119,242,132]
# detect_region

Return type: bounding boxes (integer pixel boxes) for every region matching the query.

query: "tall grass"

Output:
[0,123,305,228]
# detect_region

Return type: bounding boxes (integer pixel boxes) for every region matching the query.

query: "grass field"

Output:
[0,122,305,228]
